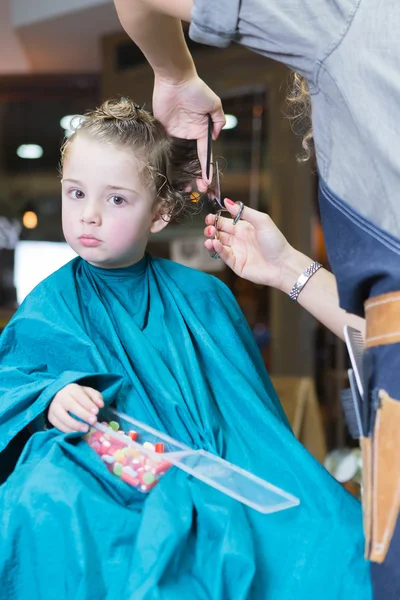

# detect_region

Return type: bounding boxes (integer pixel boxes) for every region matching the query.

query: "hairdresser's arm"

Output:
[204,202,365,341]
[114,0,225,188]
[114,0,194,82]
[278,248,365,340]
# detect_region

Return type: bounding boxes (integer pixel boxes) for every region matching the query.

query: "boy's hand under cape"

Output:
[48,384,104,433]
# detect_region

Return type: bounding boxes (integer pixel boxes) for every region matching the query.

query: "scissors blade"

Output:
[206,114,212,181]
[214,160,224,210]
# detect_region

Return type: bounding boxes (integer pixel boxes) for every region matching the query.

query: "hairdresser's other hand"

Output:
[204,200,297,289]
[48,383,104,433]
[153,73,225,191]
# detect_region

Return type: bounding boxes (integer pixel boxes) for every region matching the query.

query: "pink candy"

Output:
[84,422,171,492]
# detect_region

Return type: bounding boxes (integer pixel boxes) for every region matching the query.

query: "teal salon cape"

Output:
[0,256,371,599]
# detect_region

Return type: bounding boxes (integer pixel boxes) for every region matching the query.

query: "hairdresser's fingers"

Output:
[211,110,226,140]
[204,237,223,259]
[204,225,218,239]
[205,224,235,242]
[204,227,235,247]
[81,386,104,409]
[211,239,236,267]
[223,200,268,230]
[204,238,214,253]
[196,176,209,193]
[197,136,211,191]
[215,231,235,246]
[204,238,233,262]
[204,215,236,235]
[204,238,225,258]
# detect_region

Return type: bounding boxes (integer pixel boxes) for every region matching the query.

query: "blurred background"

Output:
[0,0,359,489]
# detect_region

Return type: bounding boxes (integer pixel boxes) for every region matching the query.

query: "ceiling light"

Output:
[17,144,43,159]
[60,114,83,137]
[222,114,238,130]
[60,115,75,130]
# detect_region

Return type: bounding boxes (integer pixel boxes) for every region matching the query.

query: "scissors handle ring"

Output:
[233,202,244,225]
[214,210,222,240]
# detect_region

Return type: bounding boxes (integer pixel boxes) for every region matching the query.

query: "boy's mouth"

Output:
[79,234,102,247]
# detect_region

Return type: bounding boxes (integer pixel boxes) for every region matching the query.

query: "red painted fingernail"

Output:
[225,198,235,205]
[207,227,213,235]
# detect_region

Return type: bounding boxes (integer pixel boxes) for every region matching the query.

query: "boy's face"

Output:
[61,135,168,269]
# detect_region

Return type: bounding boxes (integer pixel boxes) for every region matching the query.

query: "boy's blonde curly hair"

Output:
[60,97,204,220]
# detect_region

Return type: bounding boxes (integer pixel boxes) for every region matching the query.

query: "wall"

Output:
[10,0,112,27]
[0,1,30,74]
[9,0,120,72]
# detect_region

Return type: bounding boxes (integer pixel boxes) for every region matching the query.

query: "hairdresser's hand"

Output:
[204,200,298,290]
[153,73,225,191]
[48,383,104,434]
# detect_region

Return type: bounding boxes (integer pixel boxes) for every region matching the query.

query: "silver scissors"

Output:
[207,114,244,258]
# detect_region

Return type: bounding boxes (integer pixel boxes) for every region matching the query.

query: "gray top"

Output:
[189,0,400,240]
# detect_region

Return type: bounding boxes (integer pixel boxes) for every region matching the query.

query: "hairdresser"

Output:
[114,1,400,596]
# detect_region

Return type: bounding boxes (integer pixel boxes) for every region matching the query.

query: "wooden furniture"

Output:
[271,376,327,463]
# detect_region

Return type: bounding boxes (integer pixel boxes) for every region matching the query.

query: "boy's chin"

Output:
[85,252,144,269]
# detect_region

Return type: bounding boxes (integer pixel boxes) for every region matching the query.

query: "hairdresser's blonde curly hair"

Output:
[60,97,204,220]
[287,73,313,161]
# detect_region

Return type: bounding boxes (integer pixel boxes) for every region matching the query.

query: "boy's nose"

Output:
[80,205,101,226]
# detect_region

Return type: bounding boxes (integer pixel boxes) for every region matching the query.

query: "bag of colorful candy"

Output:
[84,408,301,514]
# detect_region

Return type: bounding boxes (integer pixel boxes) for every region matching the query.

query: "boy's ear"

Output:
[150,205,170,234]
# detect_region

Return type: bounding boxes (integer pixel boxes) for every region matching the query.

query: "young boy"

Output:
[0,98,371,599]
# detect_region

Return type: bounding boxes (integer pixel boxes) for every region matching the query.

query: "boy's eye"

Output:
[109,195,126,206]
[71,189,85,199]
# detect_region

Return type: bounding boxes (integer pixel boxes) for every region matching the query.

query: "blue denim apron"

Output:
[319,178,400,599]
